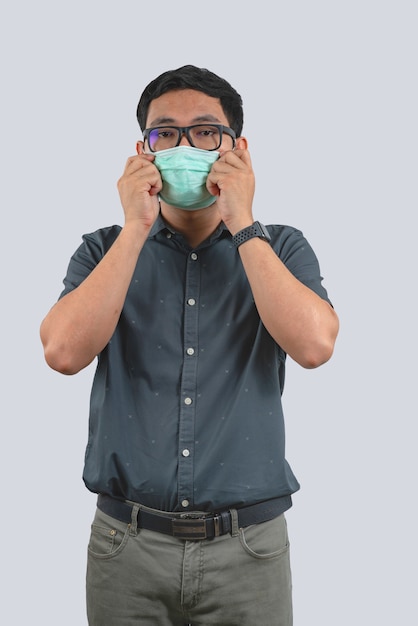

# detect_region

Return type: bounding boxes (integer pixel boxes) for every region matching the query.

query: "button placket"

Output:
[177,250,201,508]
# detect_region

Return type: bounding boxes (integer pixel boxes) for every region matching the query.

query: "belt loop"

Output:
[129,503,140,536]
[230,508,239,537]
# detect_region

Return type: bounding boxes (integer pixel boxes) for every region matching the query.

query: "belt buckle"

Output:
[172,515,207,540]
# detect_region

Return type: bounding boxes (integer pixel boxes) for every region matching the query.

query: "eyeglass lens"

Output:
[148,125,222,152]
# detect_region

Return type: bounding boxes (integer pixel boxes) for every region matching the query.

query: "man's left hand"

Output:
[206,149,255,234]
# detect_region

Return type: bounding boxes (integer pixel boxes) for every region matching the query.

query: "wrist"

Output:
[227,219,254,237]
[232,221,272,248]
[122,218,154,241]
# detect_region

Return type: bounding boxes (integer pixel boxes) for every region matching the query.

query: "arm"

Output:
[207,148,339,368]
[40,153,162,375]
[236,237,339,368]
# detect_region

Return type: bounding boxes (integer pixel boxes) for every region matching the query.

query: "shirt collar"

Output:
[148,213,169,238]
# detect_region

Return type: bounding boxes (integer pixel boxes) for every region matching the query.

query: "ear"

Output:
[235,136,248,150]
[136,140,145,154]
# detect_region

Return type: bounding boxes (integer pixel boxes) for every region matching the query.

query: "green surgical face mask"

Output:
[153,146,219,211]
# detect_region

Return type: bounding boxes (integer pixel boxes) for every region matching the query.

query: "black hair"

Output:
[136,65,244,137]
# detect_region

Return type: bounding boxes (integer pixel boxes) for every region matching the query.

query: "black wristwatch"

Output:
[232,221,271,247]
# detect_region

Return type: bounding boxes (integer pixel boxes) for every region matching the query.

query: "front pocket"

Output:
[238,514,290,560]
[88,512,130,560]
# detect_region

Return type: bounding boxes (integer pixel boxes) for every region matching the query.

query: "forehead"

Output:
[146,89,228,127]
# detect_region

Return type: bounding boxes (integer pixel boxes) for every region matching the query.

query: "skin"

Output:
[40,89,339,374]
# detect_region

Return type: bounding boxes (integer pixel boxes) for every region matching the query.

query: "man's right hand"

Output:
[117,154,162,229]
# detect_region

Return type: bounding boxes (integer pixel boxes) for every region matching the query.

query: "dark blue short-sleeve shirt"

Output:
[60,216,331,512]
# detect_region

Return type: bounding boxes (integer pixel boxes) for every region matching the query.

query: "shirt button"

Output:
[166,232,172,239]
[182,449,190,457]
[186,347,195,356]
[187,298,196,306]
[181,499,189,508]
[184,397,192,405]
[191,252,198,261]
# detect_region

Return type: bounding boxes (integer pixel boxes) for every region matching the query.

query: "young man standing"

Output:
[40,65,339,625]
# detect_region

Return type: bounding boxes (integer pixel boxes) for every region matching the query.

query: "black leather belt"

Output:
[97,494,292,541]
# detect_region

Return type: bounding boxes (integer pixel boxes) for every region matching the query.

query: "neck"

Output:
[161,202,222,248]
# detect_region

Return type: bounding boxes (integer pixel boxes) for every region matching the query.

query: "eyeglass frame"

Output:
[143,124,237,153]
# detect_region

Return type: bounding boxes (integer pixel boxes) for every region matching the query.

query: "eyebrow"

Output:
[147,114,223,127]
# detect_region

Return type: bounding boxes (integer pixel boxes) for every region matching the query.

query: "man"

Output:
[40,65,339,625]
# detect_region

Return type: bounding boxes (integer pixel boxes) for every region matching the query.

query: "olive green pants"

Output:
[86,506,293,625]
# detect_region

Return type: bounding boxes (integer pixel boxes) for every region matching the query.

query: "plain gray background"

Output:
[1,1,416,624]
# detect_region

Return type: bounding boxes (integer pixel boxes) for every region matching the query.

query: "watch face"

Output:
[257,222,271,241]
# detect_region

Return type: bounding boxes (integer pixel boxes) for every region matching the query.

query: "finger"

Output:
[118,160,162,196]
[218,148,251,168]
[206,177,220,196]
[234,148,252,167]
[123,154,155,175]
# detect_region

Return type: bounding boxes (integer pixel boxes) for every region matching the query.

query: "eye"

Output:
[158,129,176,138]
[195,126,216,137]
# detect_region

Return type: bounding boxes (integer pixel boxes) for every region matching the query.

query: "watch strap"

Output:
[232,221,271,247]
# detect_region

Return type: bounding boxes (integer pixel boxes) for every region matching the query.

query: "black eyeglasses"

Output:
[143,124,236,153]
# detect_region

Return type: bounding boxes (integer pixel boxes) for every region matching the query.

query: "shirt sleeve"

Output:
[269,224,333,305]
[59,225,121,298]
